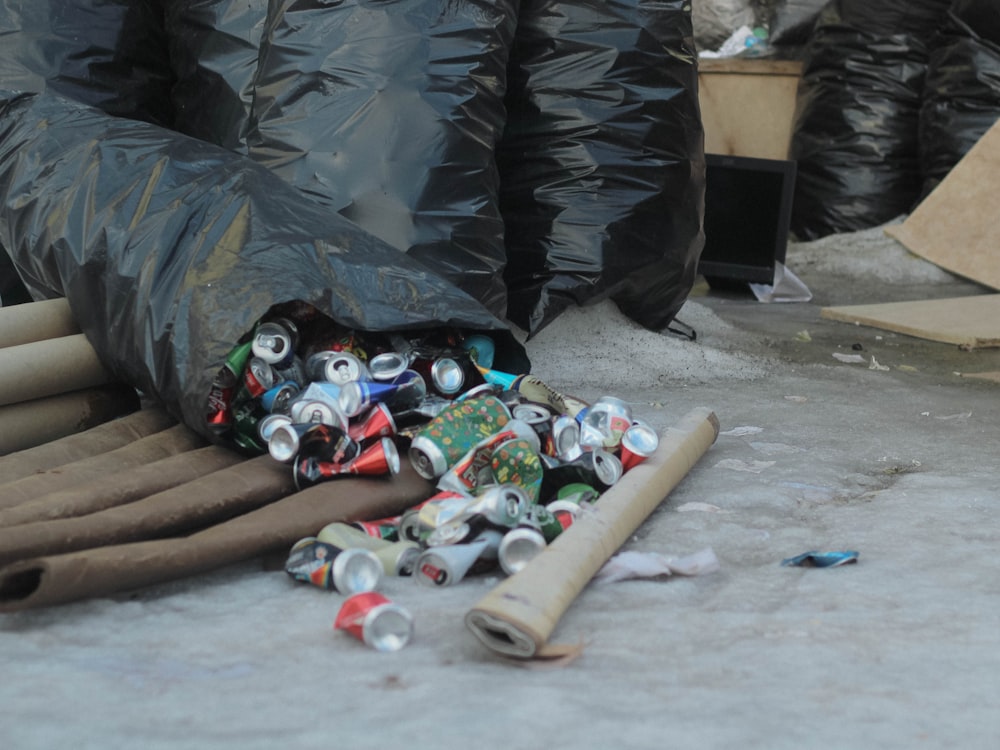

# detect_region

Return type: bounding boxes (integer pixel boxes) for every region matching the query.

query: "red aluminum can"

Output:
[334,591,414,652]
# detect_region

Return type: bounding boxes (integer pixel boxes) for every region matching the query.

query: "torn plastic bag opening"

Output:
[0,89,528,445]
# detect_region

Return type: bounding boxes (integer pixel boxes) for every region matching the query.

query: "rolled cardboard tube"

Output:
[465,406,719,659]
[0,298,78,348]
[0,406,176,481]
[0,383,141,457]
[0,445,246,528]
[0,333,113,407]
[0,454,292,568]
[0,463,435,611]
[0,423,208,509]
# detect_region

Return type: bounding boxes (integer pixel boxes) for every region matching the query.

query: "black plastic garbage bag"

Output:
[919,10,1000,197]
[165,0,268,153]
[0,89,527,442]
[765,0,829,48]
[837,0,952,41]
[950,0,1000,47]
[497,0,704,336]
[789,2,940,239]
[245,0,515,319]
[0,0,175,306]
[0,0,174,126]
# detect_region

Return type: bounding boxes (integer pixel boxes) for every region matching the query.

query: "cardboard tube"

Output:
[465,407,719,659]
[0,454,293,567]
[0,383,141,456]
[0,406,176,481]
[0,333,113,407]
[0,445,246,528]
[0,424,208,509]
[0,464,434,611]
[0,298,78,348]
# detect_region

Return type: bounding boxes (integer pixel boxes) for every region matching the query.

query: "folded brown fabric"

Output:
[0,383,141,456]
[0,463,434,611]
[0,452,286,567]
[0,445,244,528]
[0,423,207,508]
[0,406,175,480]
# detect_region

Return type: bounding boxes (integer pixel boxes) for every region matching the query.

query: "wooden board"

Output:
[885,117,1000,289]
[820,294,1000,349]
[698,59,803,160]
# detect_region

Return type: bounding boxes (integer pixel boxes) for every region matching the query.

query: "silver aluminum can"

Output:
[252,321,296,367]
[323,351,370,386]
[580,396,633,450]
[368,351,409,381]
[498,525,547,576]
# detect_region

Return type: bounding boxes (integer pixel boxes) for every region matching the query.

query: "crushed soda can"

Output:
[413,528,503,587]
[780,550,860,568]
[252,318,298,367]
[620,422,659,471]
[498,524,547,576]
[285,538,383,594]
[293,437,400,489]
[335,591,414,652]
[435,420,538,495]
[578,396,633,450]
[408,395,512,479]
[317,523,420,576]
[489,437,543,503]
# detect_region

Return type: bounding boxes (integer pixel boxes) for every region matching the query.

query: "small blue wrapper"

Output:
[781,550,859,568]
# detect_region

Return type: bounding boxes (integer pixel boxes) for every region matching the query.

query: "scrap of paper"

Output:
[593,548,720,583]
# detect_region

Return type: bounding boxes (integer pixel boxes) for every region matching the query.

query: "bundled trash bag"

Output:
[0,0,174,127]
[0,89,527,442]
[837,0,952,41]
[764,0,829,48]
[245,0,515,319]
[950,0,1000,47]
[498,0,704,335]
[0,0,175,306]
[165,0,268,153]
[919,9,1000,197]
[789,1,948,239]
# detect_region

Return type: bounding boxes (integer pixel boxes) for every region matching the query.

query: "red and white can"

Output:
[334,591,414,652]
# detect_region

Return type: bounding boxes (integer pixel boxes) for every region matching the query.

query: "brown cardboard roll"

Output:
[0,383,141,457]
[465,407,719,659]
[0,463,435,611]
[0,454,291,567]
[0,334,115,407]
[0,405,176,480]
[0,423,208,509]
[0,297,78,348]
[0,445,246,528]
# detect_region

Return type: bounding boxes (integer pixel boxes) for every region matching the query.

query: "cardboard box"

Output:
[698,58,803,160]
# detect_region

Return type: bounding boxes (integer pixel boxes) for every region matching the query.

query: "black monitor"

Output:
[697,153,797,286]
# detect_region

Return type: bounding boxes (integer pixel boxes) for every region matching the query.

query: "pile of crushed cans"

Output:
[206,302,660,651]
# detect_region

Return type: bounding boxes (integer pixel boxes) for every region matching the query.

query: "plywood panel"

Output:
[820,294,1000,349]
[885,117,1000,289]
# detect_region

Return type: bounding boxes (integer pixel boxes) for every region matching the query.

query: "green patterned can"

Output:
[490,437,544,503]
[408,395,512,479]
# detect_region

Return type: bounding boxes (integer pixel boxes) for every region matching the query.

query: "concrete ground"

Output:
[2,225,998,749]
